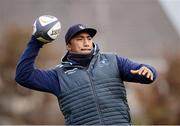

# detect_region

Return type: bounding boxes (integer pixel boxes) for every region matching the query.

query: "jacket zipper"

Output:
[86,70,104,124]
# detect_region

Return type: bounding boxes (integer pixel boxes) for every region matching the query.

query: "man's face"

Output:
[67,32,93,54]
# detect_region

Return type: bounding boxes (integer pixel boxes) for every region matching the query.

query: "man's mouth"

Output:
[81,49,91,51]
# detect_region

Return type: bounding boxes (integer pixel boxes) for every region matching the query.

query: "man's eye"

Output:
[76,38,82,41]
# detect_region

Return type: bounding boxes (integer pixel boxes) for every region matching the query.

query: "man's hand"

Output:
[130,66,153,81]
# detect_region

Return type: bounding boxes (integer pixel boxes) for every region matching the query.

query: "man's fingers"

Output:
[142,69,148,75]
[130,70,139,74]
[148,71,153,81]
[145,70,153,80]
[131,67,154,81]
[131,68,145,75]
[138,68,146,75]
[146,72,151,79]
[150,73,153,81]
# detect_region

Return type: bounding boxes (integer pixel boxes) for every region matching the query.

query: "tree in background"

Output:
[0,25,64,124]
[133,55,180,124]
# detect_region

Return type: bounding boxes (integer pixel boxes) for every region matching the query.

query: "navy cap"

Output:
[65,24,97,44]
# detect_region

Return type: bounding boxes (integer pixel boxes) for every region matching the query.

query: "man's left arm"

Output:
[116,56,157,84]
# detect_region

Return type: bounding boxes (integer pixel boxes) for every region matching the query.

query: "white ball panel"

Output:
[32,21,37,35]
[39,15,58,26]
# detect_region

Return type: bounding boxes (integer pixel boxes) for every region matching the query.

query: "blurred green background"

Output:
[0,0,180,124]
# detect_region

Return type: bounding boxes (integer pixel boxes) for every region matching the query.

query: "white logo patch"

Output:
[65,68,77,75]
[79,25,85,29]
[99,59,109,67]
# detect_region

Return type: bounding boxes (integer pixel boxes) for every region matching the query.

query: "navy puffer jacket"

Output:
[55,52,131,125]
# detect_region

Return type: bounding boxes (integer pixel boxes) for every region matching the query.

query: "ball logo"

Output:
[50,29,60,35]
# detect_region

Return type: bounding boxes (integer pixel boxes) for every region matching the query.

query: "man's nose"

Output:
[83,39,90,47]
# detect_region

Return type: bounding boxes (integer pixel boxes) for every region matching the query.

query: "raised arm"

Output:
[15,36,60,96]
[116,55,157,84]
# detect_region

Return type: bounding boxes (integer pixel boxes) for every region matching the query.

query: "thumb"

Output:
[130,69,139,74]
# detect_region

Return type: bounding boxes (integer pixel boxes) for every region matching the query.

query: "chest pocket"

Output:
[90,55,120,81]
[58,67,91,93]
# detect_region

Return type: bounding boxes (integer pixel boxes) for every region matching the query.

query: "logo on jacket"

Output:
[64,68,77,75]
[99,59,109,67]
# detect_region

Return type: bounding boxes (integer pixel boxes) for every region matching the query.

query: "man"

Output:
[15,24,157,125]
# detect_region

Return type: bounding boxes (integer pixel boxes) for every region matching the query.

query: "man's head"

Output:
[65,24,97,54]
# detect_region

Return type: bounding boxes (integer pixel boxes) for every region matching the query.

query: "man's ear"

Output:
[66,44,71,51]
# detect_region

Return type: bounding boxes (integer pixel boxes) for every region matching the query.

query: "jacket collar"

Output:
[61,43,99,65]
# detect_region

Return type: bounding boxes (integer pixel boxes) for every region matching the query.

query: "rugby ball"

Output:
[32,15,61,43]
